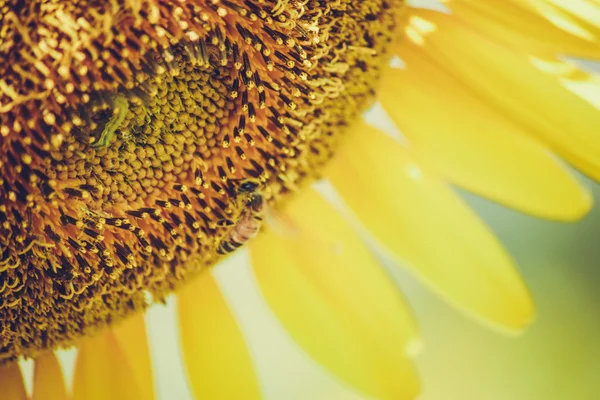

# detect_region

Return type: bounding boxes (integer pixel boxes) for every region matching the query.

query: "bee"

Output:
[217,179,265,254]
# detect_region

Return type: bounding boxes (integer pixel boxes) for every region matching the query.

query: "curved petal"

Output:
[72,329,143,400]
[378,62,592,221]
[112,313,155,400]
[326,121,535,332]
[33,352,68,400]
[250,188,419,400]
[518,0,600,45]
[0,362,27,400]
[441,0,600,59]
[397,9,600,180]
[177,274,261,400]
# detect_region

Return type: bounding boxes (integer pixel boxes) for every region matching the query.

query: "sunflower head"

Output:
[0,0,405,363]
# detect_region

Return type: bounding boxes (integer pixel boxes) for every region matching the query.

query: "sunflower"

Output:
[1,0,599,398]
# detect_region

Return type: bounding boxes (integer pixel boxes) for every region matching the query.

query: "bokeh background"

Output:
[400,181,600,400]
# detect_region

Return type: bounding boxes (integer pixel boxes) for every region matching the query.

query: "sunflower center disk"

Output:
[0,0,404,362]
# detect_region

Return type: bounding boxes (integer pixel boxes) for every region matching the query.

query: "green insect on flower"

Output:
[92,95,129,149]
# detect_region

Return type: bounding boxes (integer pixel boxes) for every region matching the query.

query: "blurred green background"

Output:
[395,178,600,400]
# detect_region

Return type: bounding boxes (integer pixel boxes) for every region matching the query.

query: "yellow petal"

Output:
[442,0,600,59]
[519,0,600,45]
[33,353,68,400]
[112,313,155,400]
[378,62,592,220]
[177,274,261,400]
[73,329,143,400]
[250,188,419,400]
[0,363,27,400]
[326,121,535,332]
[397,10,600,180]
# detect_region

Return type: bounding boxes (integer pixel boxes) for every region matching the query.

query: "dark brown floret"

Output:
[0,0,405,363]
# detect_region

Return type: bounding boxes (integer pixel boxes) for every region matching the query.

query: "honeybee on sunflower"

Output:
[1,0,600,399]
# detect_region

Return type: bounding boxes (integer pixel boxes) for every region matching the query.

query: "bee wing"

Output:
[263,204,299,237]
